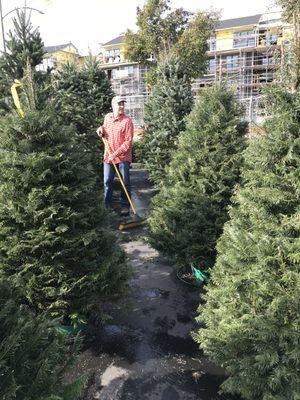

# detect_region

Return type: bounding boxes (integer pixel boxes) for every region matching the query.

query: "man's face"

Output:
[117,101,125,115]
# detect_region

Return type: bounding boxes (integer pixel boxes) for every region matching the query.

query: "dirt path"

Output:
[66,165,236,400]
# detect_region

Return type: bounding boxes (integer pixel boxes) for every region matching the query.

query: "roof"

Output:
[102,35,124,46]
[44,43,78,53]
[217,14,262,30]
[101,14,269,46]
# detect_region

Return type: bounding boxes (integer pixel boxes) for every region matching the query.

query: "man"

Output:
[96,96,134,215]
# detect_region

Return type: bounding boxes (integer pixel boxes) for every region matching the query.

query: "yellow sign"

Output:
[11,80,25,117]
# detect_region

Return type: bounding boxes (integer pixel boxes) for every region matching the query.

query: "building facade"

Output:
[37,43,82,72]
[99,11,292,128]
[195,12,292,124]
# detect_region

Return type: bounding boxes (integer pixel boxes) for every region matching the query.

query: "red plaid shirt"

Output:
[102,112,133,164]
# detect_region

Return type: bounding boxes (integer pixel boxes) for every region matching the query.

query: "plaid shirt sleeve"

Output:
[102,114,109,134]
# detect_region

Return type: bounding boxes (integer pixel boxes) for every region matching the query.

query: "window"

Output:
[233,30,255,48]
[126,66,134,75]
[208,58,216,73]
[243,74,252,84]
[259,19,281,25]
[119,65,134,76]
[266,34,278,46]
[209,36,216,51]
[263,56,275,65]
[104,48,121,63]
[226,55,239,71]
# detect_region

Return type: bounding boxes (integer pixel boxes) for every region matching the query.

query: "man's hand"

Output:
[96,126,104,137]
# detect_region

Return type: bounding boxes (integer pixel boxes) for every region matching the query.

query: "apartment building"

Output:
[99,11,292,128]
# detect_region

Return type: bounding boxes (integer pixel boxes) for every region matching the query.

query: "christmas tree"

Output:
[148,85,247,265]
[53,58,114,178]
[141,53,193,185]
[0,10,47,115]
[0,100,128,323]
[0,278,84,400]
[195,86,300,399]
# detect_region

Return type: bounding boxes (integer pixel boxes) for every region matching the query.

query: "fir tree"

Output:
[148,85,247,265]
[141,53,193,185]
[53,58,113,178]
[195,86,300,399]
[0,104,128,323]
[0,10,46,115]
[0,278,84,400]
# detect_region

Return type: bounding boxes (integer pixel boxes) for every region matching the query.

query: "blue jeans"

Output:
[103,161,131,209]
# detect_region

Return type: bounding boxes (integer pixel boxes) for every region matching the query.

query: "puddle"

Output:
[177,313,192,323]
[141,288,170,299]
[88,323,214,370]
[87,324,146,363]
[152,331,200,357]
[154,316,176,331]
[120,370,237,400]
[84,312,242,400]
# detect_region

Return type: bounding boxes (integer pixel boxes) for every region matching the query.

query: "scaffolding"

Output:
[193,12,290,127]
[193,49,278,123]
[105,63,149,128]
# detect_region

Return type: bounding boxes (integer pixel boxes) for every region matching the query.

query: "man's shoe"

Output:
[120,207,130,216]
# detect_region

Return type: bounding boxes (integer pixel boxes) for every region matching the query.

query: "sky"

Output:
[1,0,281,55]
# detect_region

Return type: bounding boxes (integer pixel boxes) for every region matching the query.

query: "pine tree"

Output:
[0,278,84,400]
[141,53,193,185]
[0,10,46,115]
[0,104,128,323]
[53,58,114,178]
[195,86,300,399]
[148,85,247,265]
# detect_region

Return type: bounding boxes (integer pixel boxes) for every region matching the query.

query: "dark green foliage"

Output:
[141,54,193,185]
[173,11,218,79]
[0,10,44,78]
[124,0,190,65]
[196,87,300,399]
[0,10,47,115]
[148,85,247,265]
[276,0,300,21]
[132,140,144,163]
[53,58,113,178]
[124,0,216,85]
[0,278,83,400]
[276,0,300,92]
[0,108,128,322]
